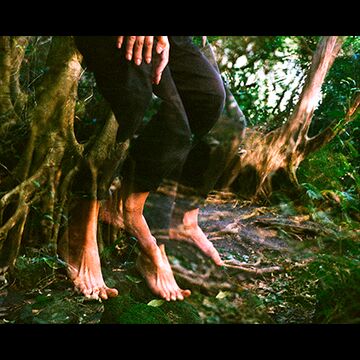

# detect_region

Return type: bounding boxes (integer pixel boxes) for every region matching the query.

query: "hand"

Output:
[152,36,169,85]
[116,36,170,85]
[117,36,155,65]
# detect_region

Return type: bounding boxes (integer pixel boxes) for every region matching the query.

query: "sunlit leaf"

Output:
[147,299,165,307]
[215,291,232,299]
[43,256,65,269]
[125,275,142,284]
[43,214,54,222]
[32,180,41,188]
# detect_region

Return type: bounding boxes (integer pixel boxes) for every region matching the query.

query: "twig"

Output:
[171,263,234,291]
[223,256,262,268]
[222,263,282,274]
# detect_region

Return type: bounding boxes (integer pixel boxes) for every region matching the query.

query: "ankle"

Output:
[182,208,200,228]
[139,241,164,267]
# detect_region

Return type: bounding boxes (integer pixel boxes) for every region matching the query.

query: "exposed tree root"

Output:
[251,216,336,236]
[171,263,236,292]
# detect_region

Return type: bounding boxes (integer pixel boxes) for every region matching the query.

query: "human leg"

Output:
[100,37,226,268]
[60,199,118,300]
[74,36,193,301]
[120,186,191,301]
[61,36,154,299]
[165,37,226,264]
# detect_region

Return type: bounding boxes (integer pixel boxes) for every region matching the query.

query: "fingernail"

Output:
[126,54,132,61]
[135,59,141,66]
[145,57,151,64]
[156,47,163,54]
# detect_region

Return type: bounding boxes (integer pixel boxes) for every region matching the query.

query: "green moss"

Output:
[161,300,202,324]
[117,303,170,324]
[101,294,202,324]
[101,295,168,324]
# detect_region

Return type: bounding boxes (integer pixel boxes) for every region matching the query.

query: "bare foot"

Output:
[121,192,191,301]
[66,246,119,300]
[136,244,191,301]
[169,208,224,266]
[59,200,119,300]
[169,224,224,266]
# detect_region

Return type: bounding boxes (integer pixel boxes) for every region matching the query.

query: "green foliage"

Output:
[299,36,360,224]
[289,249,360,324]
[298,139,360,226]
[14,252,58,289]
[215,36,305,127]
[311,37,360,137]
[245,229,360,324]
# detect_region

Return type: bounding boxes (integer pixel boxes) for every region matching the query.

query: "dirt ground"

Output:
[0,189,358,324]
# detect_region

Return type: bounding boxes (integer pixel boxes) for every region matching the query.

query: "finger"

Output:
[202,36,207,47]
[156,36,169,54]
[125,36,137,61]
[117,36,124,49]
[143,36,154,64]
[133,36,145,65]
[152,50,169,85]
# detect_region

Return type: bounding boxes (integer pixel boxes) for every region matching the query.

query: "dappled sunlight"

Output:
[1,36,359,324]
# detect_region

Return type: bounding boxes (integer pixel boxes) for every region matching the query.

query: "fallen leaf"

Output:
[215,291,232,299]
[147,299,165,307]
[125,275,142,284]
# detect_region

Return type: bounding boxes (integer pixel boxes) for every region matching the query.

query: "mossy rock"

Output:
[161,300,202,324]
[116,303,170,324]
[101,295,202,324]
[101,295,169,324]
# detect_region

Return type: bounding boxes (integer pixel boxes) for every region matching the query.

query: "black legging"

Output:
[73,36,225,208]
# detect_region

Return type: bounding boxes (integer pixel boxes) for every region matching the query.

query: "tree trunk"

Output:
[0,36,129,274]
[215,36,358,201]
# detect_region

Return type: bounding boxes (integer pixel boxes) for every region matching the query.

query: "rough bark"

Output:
[215,36,357,200]
[0,36,129,273]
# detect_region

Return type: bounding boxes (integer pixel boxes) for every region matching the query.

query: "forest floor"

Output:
[1,189,360,325]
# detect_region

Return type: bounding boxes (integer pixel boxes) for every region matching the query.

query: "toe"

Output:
[158,289,170,301]
[157,279,171,301]
[83,287,93,299]
[176,290,184,301]
[212,253,224,266]
[162,288,171,302]
[75,281,89,296]
[163,289,171,301]
[89,290,100,301]
[106,287,118,298]
[170,291,177,301]
[99,287,108,300]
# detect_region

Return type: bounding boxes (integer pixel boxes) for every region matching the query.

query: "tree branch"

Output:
[10,36,30,114]
[0,36,19,136]
[280,36,346,144]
